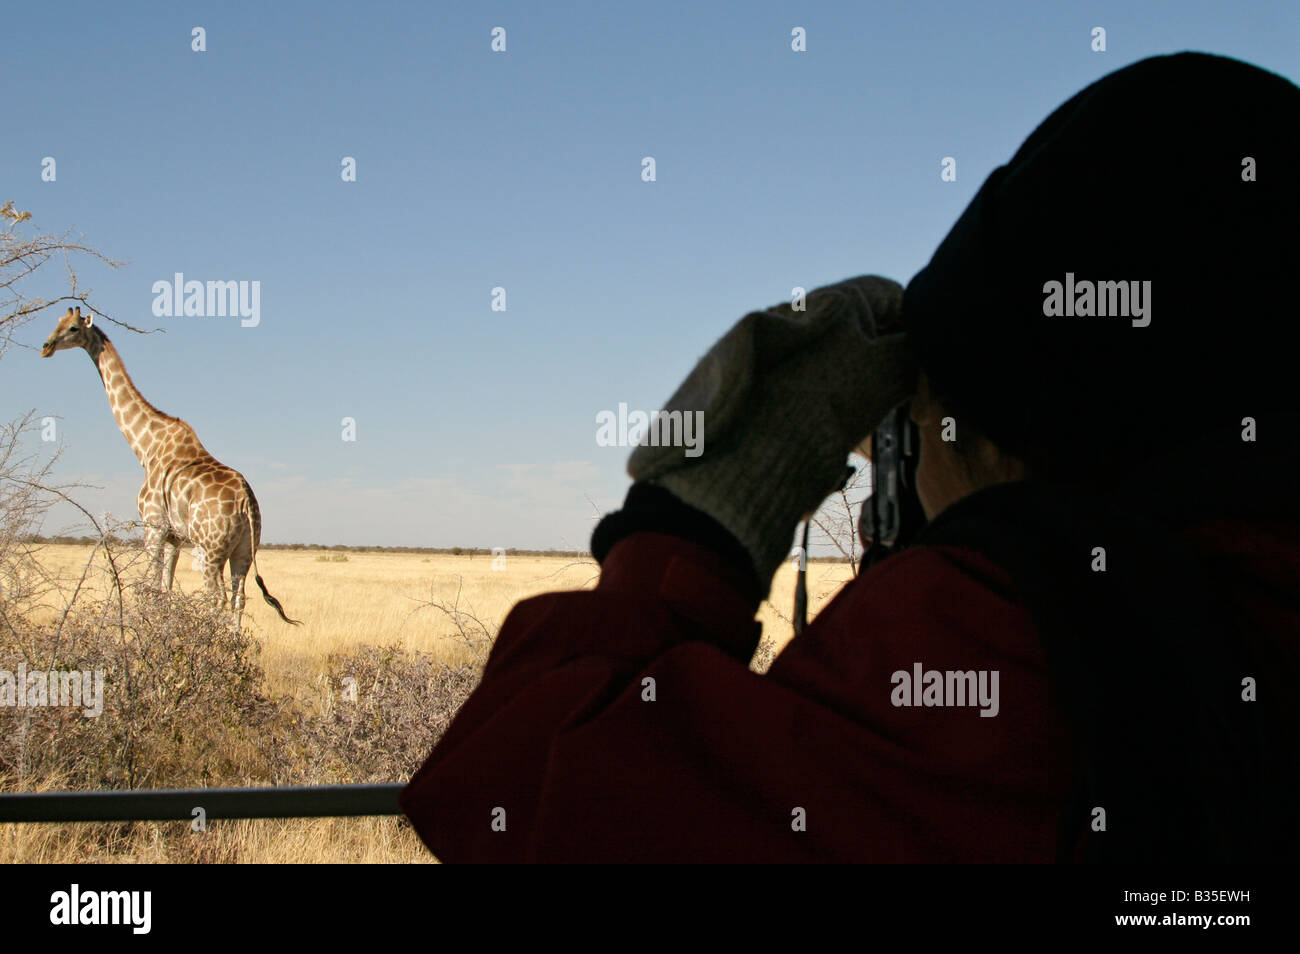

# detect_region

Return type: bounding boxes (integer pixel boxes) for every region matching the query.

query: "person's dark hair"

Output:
[903,52,1300,485]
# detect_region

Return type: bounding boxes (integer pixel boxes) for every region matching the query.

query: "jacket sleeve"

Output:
[399,531,1072,862]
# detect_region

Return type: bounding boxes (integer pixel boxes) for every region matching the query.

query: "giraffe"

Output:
[41,307,300,631]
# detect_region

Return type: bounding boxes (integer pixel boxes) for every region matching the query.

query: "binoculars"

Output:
[862,404,927,567]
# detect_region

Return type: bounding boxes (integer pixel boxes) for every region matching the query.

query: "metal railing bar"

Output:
[0,783,405,823]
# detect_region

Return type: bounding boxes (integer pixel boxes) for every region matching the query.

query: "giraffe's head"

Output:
[40,307,95,357]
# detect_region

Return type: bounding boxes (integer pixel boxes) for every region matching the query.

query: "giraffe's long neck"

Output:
[85,329,174,466]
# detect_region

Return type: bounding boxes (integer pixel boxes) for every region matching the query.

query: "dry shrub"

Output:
[3,589,282,790]
[2,581,480,811]
[294,646,478,785]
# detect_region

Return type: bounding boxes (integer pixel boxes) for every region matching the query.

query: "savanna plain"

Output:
[2,543,850,863]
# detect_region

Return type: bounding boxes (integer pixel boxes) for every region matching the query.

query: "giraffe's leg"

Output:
[229,572,247,632]
[162,538,181,591]
[228,541,253,634]
[144,525,167,593]
[201,555,225,612]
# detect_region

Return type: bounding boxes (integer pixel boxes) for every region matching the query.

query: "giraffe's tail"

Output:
[244,489,302,626]
[255,571,302,626]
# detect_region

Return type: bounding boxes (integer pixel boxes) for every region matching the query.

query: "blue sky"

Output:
[1,0,1295,548]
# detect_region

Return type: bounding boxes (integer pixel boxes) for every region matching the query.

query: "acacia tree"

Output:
[0,202,131,614]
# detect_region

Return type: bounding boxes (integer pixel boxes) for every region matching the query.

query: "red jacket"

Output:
[400,528,1094,862]
[401,510,1299,862]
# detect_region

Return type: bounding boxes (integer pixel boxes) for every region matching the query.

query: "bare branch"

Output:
[0,202,155,361]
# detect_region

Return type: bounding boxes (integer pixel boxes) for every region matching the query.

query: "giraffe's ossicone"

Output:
[42,306,299,631]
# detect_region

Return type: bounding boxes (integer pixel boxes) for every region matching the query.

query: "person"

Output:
[400,51,1300,862]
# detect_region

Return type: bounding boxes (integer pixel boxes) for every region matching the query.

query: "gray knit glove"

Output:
[627,275,913,591]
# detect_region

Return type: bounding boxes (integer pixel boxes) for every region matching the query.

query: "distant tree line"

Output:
[20,536,592,558]
[22,535,851,562]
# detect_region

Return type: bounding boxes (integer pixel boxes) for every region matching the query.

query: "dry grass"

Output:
[2,544,851,862]
[4,814,429,864]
